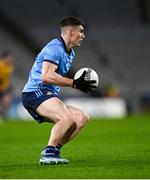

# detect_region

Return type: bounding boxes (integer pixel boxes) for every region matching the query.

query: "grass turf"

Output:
[0,114,150,178]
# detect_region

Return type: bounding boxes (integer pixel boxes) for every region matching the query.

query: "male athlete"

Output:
[22,16,96,165]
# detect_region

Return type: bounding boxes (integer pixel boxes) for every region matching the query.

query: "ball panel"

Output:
[74,68,88,79]
[74,67,99,92]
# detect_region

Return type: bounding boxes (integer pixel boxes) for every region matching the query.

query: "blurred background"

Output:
[0,0,150,120]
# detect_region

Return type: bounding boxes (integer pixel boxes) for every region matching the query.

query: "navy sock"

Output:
[45,146,56,153]
[56,143,62,150]
[55,144,62,156]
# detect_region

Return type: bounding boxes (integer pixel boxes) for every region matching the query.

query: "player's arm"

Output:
[42,61,96,93]
[42,61,73,87]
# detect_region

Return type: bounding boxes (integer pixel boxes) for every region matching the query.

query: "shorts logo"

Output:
[47,91,52,95]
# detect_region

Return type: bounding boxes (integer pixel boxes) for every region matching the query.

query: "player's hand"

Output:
[73,71,96,93]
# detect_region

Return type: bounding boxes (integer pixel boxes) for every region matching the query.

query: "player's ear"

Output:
[68,26,74,36]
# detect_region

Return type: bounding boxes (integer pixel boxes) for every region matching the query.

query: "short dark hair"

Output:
[60,16,84,28]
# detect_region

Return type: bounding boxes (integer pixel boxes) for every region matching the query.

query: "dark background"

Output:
[0,0,150,113]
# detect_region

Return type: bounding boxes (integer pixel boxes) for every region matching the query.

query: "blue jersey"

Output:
[22,37,75,94]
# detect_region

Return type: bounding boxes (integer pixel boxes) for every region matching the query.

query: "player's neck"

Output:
[61,35,73,51]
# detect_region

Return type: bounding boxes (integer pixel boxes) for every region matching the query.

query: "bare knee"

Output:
[77,112,89,129]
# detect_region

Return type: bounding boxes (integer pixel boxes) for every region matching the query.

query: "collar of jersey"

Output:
[58,36,72,55]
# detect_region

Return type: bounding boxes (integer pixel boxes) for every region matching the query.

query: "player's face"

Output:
[71,25,85,47]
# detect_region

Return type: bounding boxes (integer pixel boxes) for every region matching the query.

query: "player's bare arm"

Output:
[42,61,97,93]
[42,61,73,87]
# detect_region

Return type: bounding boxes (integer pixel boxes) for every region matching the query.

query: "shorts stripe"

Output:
[38,89,43,96]
[35,90,41,97]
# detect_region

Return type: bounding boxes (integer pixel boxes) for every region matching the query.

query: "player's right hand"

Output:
[72,71,96,93]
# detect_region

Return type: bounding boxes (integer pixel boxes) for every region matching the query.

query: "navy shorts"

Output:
[22,89,60,123]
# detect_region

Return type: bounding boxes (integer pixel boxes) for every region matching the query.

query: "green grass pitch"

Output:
[0,114,150,179]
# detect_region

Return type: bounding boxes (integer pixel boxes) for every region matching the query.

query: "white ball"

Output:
[74,68,99,91]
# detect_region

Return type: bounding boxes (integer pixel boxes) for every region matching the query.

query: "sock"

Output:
[45,145,56,154]
[56,143,62,151]
[55,144,62,157]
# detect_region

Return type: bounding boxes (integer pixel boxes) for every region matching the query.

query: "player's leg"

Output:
[1,93,11,118]
[36,97,76,164]
[36,97,76,146]
[0,95,2,119]
[67,106,89,141]
[58,105,89,146]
